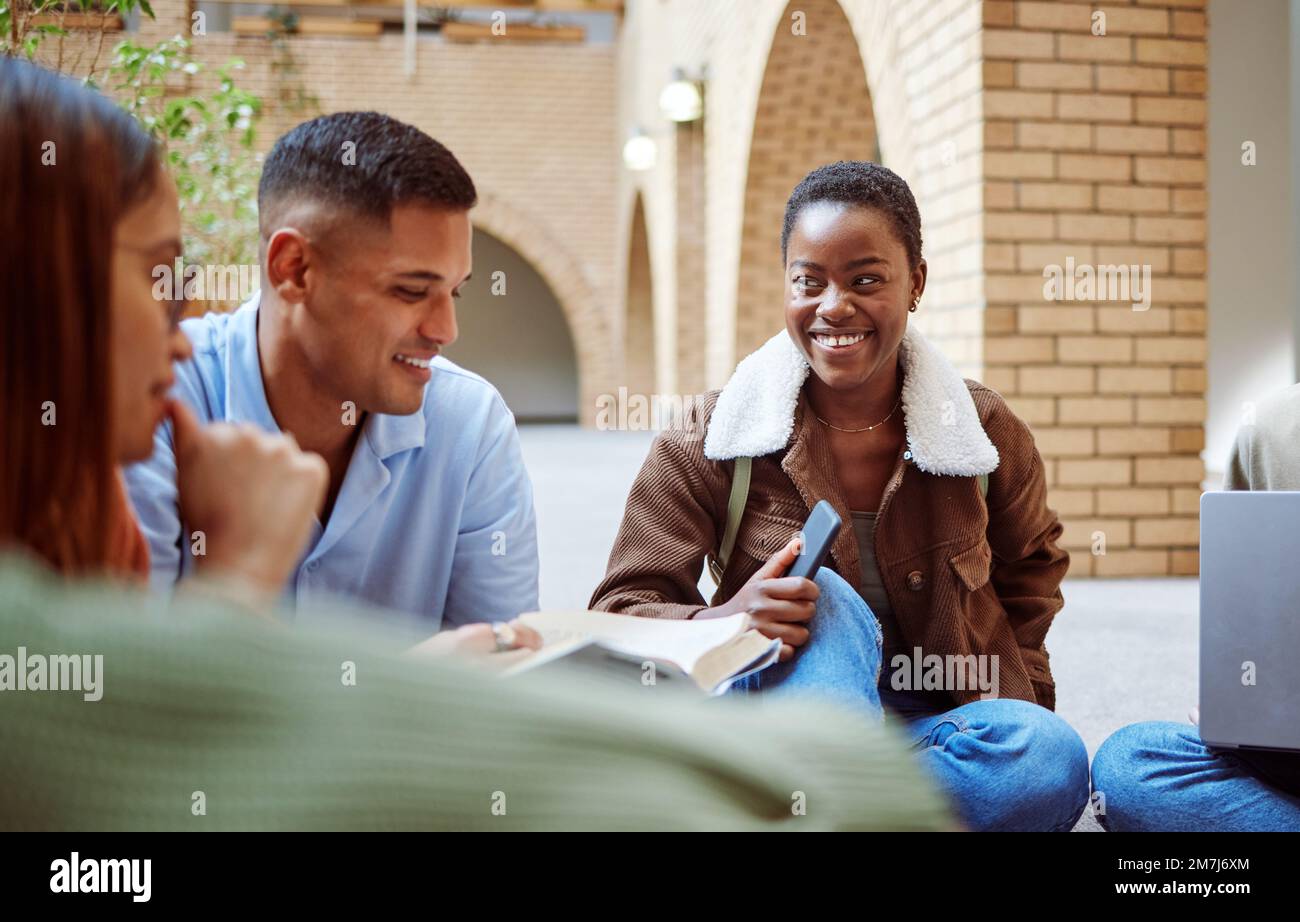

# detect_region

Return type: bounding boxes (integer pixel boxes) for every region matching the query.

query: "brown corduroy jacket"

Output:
[589,325,1070,710]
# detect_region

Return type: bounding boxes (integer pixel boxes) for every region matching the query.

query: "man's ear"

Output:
[265,228,313,305]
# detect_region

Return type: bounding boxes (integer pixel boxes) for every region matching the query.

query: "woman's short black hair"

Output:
[780,160,923,269]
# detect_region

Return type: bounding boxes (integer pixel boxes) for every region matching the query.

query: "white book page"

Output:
[516,610,751,675]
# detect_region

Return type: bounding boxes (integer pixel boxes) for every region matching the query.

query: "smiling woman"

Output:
[780,165,926,513]
[591,160,1090,832]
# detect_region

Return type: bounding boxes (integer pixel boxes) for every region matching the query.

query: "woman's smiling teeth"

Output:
[811,331,871,348]
[395,353,433,369]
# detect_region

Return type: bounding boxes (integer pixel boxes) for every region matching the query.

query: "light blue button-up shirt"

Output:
[124,298,539,632]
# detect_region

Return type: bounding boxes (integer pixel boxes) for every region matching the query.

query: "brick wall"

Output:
[43,0,1211,575]
[619,0,987,389]
[46,0,623,422]
[841,0,987,373]
[733,0,879,364]
[980,0,1207,576]
[624,193,656,400]
[674,118,710,396]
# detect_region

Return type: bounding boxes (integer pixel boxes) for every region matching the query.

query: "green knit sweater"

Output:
[0,557,951,831]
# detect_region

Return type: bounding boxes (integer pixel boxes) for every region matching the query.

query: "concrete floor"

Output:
[518,424,1200,832]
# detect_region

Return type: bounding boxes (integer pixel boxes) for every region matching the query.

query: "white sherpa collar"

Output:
[703,325,999,477]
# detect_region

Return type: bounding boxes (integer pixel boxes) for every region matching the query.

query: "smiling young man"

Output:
[125,112,538,632]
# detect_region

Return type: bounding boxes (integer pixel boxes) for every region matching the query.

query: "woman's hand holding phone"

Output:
[696,535,819,662]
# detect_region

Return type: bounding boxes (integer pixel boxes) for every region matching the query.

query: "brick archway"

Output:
[623,192,657,399]
[472,192,613,424]
[732,0,880,364]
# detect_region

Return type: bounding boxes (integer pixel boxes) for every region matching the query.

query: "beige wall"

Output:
[1205,0,1295,487]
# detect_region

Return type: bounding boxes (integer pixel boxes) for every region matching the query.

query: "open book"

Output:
[501,610,780,696]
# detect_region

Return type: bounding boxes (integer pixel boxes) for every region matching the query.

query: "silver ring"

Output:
[491,621,517,653]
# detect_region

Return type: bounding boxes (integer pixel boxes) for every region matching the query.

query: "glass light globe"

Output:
[658,78,703,123]
[622,133,657,171]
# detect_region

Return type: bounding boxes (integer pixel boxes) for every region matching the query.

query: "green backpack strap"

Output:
[709,464,983,585]
[709,456,752,586]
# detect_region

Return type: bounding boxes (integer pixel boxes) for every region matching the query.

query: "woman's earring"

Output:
[909,296,920,313]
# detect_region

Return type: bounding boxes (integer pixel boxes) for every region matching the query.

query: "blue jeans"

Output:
[1091,721,1300,831]
[730,569,1090,832]
[729,568,884,714]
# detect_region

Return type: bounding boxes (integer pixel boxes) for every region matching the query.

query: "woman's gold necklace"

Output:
[814,396,902,433]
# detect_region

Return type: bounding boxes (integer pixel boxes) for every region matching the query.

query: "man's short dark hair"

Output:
[781,161,922,269]
[258,111,476,234]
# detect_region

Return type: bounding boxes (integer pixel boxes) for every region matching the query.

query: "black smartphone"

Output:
[786,500,842,581]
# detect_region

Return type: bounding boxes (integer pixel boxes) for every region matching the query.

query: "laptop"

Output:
[1200,491,1300,752]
